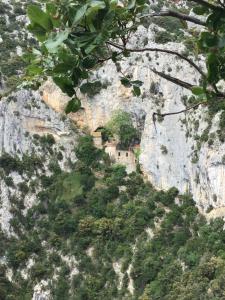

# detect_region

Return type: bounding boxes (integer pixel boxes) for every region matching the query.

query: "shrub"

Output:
[150,82,159,94]
[160,145,168,155]
[4,176,14,187]
[106,110,139,148]
[105,165,127,186]
[48,161,61,174]
[154,30,176,44]
[80,173,95,192]
[0,153,22,175]
[39,134,55,147]
[30,262,49,280]
[18,182,29,195]
[75,135,102,165]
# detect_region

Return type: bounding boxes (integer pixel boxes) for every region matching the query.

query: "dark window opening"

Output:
[126,153,128,157]
[118,152,120,156]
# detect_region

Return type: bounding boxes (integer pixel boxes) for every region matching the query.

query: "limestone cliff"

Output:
[0,89,77,155]
[41,24,225,214]
[0,89,78,233]
[1,2,225,298]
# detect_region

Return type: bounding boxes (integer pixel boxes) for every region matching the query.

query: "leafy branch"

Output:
[24,0,225,120]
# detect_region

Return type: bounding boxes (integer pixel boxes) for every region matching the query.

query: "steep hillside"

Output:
[2,0,224,213]
[1,131,225,300]
[0,0,36,91]
[42,22,225,213]
[0,89,78,234]
[1,0,225,299]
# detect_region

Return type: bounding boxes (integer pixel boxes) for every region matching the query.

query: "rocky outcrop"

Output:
[41,25,225,212]
[32,281,51,300]
[0,89,76,156]
[0,89,78,235]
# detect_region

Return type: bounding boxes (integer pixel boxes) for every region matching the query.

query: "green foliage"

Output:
[0,1,35,91]
[154,30,176,44]
[75,135,102,165]
[0,265,15,300]
[151,14,185,44]
[27,5,53,33]
[24,0,225,127]
[2,134,225,299]
[18,182,29,195]
[80,81,106,97]
[0,153,42,175]
[4,176,14,187]
[105,165,127,186]
[55,172,83,202]
[39,134,55,147]
[120,77,143,96]
[2,2,225,298]
[106,110,139,148]
[25,0,148,109]
[65,98,81,114]
[0,153,22,175]
[150,81,158,94]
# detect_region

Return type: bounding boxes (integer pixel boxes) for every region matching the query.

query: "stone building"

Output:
[92,131,139,173]
[105,141,137,173]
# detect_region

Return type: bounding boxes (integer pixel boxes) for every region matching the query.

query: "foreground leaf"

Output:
[65,98,81,114]
[45,30,70,53]
[27,5,53,31]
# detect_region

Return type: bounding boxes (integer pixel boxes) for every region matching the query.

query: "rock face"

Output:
[32,281,51,300]
[0,89,79,299]
[89,26,225,212]
[0,89,78,234]
[41,25,225,212]
[0,89,77,156]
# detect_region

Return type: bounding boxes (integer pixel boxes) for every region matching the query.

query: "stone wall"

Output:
[105,144,136,173]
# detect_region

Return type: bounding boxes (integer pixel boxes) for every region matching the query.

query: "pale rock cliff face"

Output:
[32,280,51,300]
[41,25,225,213]
[0,89,78,234]
[0,89,76,155]
[0,89,79,299]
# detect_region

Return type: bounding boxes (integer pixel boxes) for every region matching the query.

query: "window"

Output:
[126,152,128,157]
[118,152,120,156]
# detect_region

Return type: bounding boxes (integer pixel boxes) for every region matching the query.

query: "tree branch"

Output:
[150,69,194,90]
[152,101,207,131]
[97,51,123,63]
[141,9,206,26]
[107,41,205,78]
[151,69,225,98]
[154,101,207,118]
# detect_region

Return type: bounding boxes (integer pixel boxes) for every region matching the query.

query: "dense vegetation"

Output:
[0,136,225,299]
[1,0,225,299]
[0,0,36,91]
[105,110,140,148]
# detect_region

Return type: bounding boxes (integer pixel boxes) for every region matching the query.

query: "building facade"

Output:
[104,141,137,173]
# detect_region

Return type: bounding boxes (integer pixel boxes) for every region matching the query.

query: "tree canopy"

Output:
[25,0,225,116]
[106,110,139,148]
